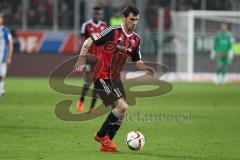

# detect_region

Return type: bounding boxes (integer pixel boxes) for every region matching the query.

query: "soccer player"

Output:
[0,12,13,97]
[74,6,155,152]
[76,7,108,112]
[211,23,234,84]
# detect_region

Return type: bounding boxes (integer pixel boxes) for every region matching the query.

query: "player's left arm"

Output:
[135,60,155,77]
[131,41,155,77]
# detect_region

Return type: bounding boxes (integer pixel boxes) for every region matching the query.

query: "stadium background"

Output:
[1,0,240,80]
[1,1,240,160]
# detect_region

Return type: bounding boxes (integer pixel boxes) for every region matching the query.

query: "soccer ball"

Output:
[126,131,145,150]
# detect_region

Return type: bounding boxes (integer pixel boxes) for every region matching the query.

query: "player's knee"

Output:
[119,111,127,124]
[116,100,128,113]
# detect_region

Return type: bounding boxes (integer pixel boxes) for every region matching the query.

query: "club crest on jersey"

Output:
[131,39,135,45]
[100,26,105,31]
[92,33,101,41]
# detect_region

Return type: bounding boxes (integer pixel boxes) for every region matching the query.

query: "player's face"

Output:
[92,10,102,22]
[220,24,227,32]
[123,13,139,32]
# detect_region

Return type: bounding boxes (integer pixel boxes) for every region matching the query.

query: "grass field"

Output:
[0,77,240,160]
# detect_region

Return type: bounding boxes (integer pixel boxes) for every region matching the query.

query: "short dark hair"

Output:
[93,6,102,11]
[122,6,139,17]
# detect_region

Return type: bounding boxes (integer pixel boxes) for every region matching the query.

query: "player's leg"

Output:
[88,60,98,112]
[89,85,98,112]
[108,80,127,140]
[80,73,93,101]
[107,101,126,140]
[0,76,3,96]
[215,58,224,84]
[221,64,227,84]
[76,72,93,112]
[95,98,127,152]
[77,56,97,112]
[98,98,127,152]
[220,58,229,84]
[94,79,127,151]
[0,63,6,96]
[219,57,228,84]
[2,63,7,94]
[97,98,128,138]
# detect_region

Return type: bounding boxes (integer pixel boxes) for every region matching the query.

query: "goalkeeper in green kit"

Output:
[211,23,234,84]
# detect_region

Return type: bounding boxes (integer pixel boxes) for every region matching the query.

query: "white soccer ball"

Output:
[126,131,145,150]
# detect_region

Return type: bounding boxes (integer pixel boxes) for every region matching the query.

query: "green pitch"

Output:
[0,77,239,160]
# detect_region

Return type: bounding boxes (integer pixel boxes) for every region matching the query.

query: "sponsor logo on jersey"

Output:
[92,33,101,41]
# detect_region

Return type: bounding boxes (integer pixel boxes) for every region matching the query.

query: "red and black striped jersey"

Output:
[80,19,107,55]
[91,24,142,79]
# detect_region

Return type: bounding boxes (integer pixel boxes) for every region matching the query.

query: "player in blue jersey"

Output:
[0,12,13,97]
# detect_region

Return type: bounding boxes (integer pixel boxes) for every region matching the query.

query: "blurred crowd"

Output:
[0,0,235,29]
[0,0,22,26]
[0,0,81,28]
[27,0,53,27]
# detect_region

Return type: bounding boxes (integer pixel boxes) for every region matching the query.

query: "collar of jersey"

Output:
[121,24,133,38]
[90,19,102,28]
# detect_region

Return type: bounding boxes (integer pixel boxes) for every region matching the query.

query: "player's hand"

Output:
[73,59,84,73]
[144,66,155,78]
[73,56,86,73]
[74,64,91,73]
[73,65,85,73]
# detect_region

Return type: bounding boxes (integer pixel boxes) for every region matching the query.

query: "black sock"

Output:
[80,83,90,102]
[80,96,85,102]
[89,98,97,110]
[89,88,98,110]
[97,111,119,138]
[108,124,121,140]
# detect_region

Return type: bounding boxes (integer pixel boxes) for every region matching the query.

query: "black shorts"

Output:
[94,79,126,106]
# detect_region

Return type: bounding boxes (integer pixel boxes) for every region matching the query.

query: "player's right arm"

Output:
[74,27,114,72]
[74,37,93,72]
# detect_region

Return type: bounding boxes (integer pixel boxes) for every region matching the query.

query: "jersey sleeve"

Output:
[4,27,12,44]
[131,40,142,62]
[91,27,114,45]
[80,22,87,37]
